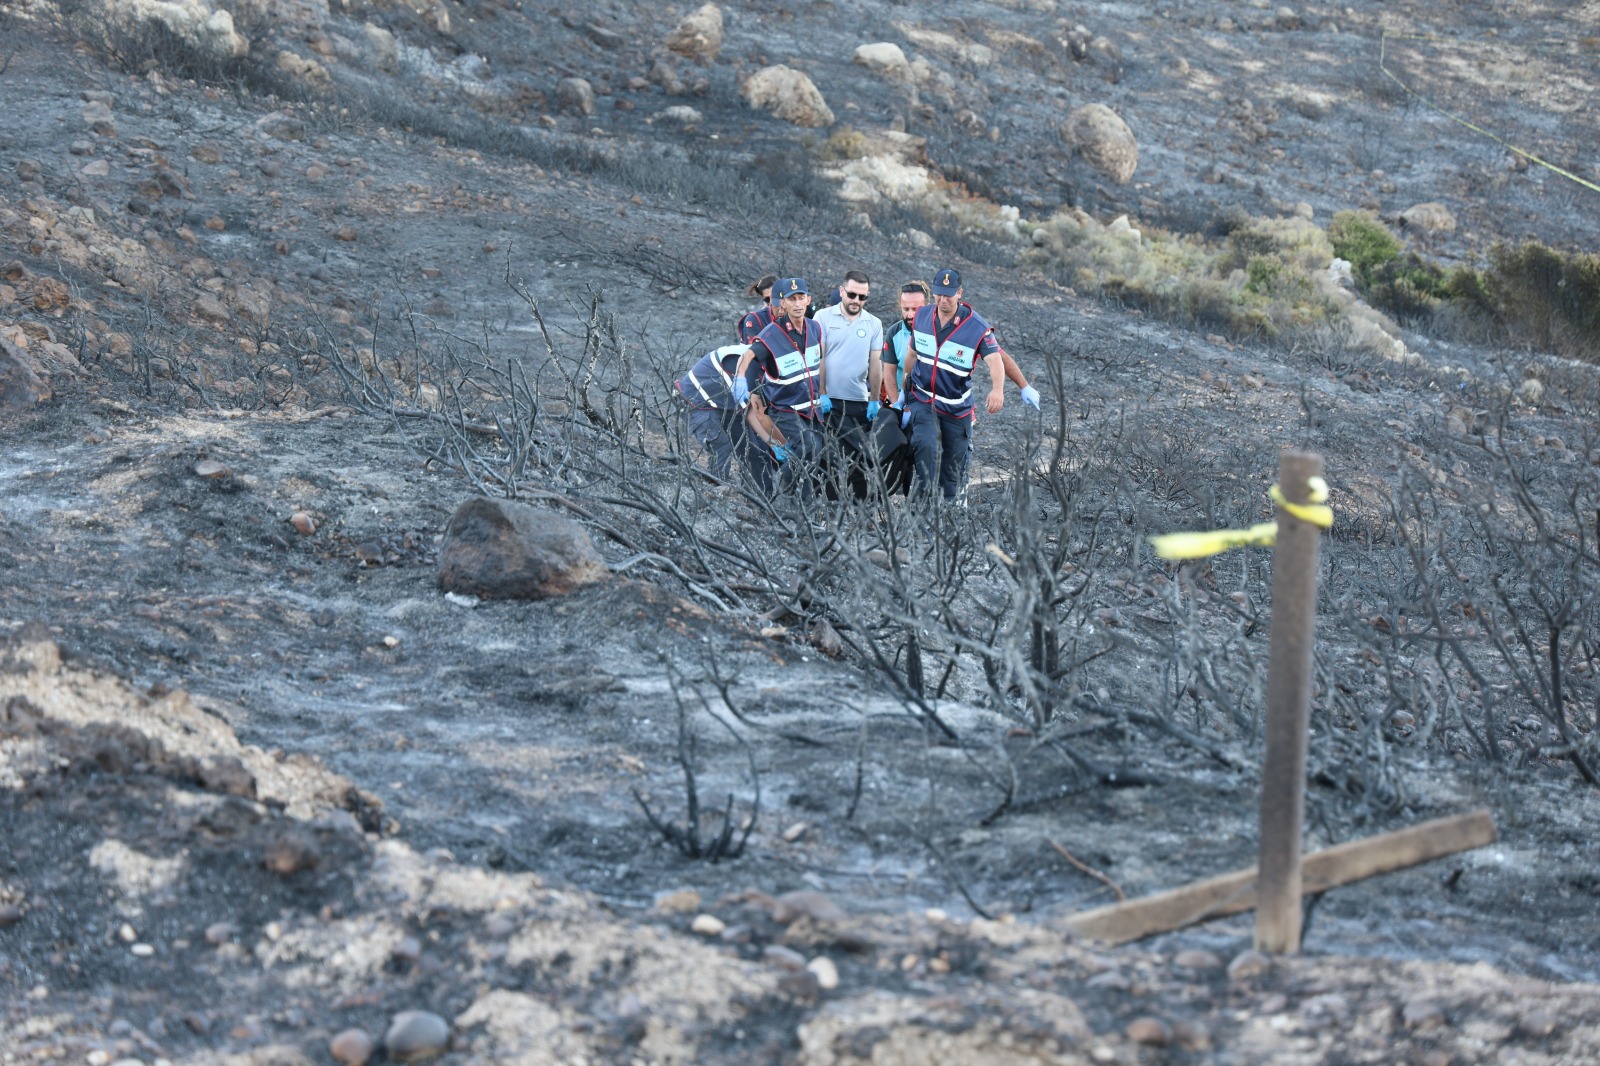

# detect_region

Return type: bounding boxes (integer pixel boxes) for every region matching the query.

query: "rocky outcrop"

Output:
[664,3,723,64]
[742,65,833,128]
[1063,103,1138,184]
[112,0,249,60]
[0,330,50,414]
[437,497,608,600]
[853,42,910,82]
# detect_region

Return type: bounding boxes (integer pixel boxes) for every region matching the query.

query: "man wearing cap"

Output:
[897,267,1009,501]
[813,270,884,497]
[733,277,832,496]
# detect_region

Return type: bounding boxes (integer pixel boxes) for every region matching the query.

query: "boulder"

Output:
[743,65,834,128]
[853,42,910,82]
[556,77,596,116]
[1063,103,1138,184]
[113,0,249,60]
[664,3,723,64]
[0,333,49,414]
[1399,201,1456,235]
[437,497,607,600]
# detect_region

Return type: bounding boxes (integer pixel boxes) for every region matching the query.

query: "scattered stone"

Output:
[384,1010,450,1063]
[853,42,911,81]
[809,619,843,658]
[1517,378,1544,404]
[1126,1016,1171,1046]
[192,292,230,321]
[82,100,115,133]
[330,1027,374,1066]
[656,105,703,126]
[1228,950,1271,981]
[762,945,807,971]
[0,903,23,928]
[191,143,223,164]
[556,77,596,116]
[193,459,230,479]
[1063,104,1138,183]
[782,822,808,842]
[259,157,282,178]
[585,23,625,49]
[806,955,840,991]
[1399,201,1457,235]
[436,496,608,600]
[290,511,317,535]
[1173,1018,1212,1051]
[650,58,685,96]
[1402,997,1446,1031]
[771,890,845,925]
[1173,948,1222,971]
[690,913,726,937]
[391,935,422,965]
[778,969,822,998]
[204,921,236,945]
[335,225,359,241]
[81,159,111,178]
[664,3,723,64]
[306,163,329,182]
[1085,969,1130,991]
[263,827,320,874]
[1517,1009,1558,1038]
[742,65,834,128]
[652,888,701,914]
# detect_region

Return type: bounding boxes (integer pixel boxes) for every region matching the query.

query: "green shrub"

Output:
[1328,210,1401,288]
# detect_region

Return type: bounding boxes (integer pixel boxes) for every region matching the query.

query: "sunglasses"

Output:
[843,290,869,301]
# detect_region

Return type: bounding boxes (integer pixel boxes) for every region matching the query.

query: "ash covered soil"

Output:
[3,0,1600,1062]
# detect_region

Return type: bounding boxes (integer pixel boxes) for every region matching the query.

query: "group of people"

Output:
[675,267,1041,505]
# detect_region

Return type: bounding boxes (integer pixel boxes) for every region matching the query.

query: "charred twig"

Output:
[1046,837,1126,901]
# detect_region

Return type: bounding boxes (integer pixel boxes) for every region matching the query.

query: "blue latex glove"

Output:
[730,377,750,406]
[770,443,788,463]
[891,397,905,411]
[1021,385,1041,410]
[866,400,881,420]
[901,407,913,429]
[815,395,833,416]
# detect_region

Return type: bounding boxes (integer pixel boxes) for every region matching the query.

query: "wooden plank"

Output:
[1256,449,1325,953]
[1065,809,1497,946]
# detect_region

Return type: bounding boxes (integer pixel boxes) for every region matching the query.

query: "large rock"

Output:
[556,77,596,116]
[0,332,49,414]
[1063,103,1138,184]
[437,497,607,600]
[743,65,834,128]
[853,42,910,82]
[1399,201,1457,235]
[114,0,249,60]
[664,3,723,64]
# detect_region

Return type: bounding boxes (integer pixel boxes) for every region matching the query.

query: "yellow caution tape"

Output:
[1149,478,1332,561]
[1379,32,1600,196]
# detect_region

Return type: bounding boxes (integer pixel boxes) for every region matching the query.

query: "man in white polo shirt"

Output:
[813,270,884,497]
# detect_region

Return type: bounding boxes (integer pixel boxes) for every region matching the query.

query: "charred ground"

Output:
[2,0,1600,1063]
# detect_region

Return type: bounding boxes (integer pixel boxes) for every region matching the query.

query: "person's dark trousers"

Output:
[685,407,747,481]
[823,398,873,500]
[906,401,972,501]
[768,408,825,500]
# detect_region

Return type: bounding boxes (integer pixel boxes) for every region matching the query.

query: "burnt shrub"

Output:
[1483,241,1600,361]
